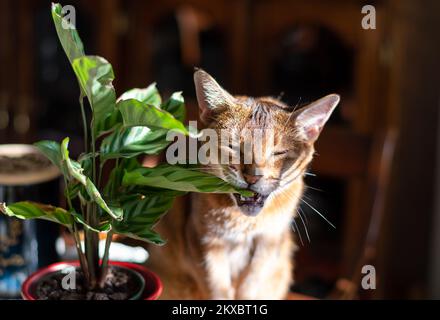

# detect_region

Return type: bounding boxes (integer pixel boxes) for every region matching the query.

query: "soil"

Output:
[0,153,52,174]
[35,266,143,300]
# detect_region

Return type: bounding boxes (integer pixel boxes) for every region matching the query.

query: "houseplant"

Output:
[0,3,250,300]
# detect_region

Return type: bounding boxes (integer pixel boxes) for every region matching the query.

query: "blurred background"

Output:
[0,0,440,299]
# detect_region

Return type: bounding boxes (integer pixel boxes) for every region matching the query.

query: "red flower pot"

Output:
[21,261,162,300]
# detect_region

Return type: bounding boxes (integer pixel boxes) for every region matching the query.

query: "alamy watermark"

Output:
[361,264,376,290]
[61,266,76,290]
[165,121,276,166]
[361,5,377,30]
[61,5,76,29]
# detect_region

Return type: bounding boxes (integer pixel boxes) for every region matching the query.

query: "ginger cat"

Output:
[146,70,340,299]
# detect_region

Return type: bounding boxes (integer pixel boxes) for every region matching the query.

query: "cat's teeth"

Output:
[240,196,246,201]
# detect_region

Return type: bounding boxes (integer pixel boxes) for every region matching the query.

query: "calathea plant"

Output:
[0,3,250,292]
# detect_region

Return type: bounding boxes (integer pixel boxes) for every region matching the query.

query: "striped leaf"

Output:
[70,210,111,233]
[112,194,174,245]
[118,99,188,135]
[52,4,117,136]
[122,164,253,196]
[162,92,185,122]
[118,83,161,108]
[103,158,141,197]
[34,140,67,176]
[100,127,170,161]
[72,56,117,137]
[0,201,73,228]
[61,137,123,221]
[100,89,188,160]
[51,3,84,65]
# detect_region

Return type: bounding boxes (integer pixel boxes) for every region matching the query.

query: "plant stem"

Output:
[79,93,88,153]
[84,203,100,289]
[98,162,105,189]
[62,176,89,281]
[72,221,89,282]
[99,231,113,287]
[91,127,97,184]
[112,158,119,196]
[84,115,101,290]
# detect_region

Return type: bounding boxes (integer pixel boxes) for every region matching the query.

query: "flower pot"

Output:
[21,261,162,300]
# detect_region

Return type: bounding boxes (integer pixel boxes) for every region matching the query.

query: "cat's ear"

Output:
[194,69,235,124]
[294,94,340,142]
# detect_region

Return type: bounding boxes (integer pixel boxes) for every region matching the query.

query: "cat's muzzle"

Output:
[233,192,268,216]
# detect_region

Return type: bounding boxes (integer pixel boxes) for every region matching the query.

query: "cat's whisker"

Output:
[302,193,313,201]
[298,206,309,226]
[304,184,324,192]
[297,208,311,243]
[292,97,302,113]
[301,198,336,229]
[279,188,334,232]
[291,220,304,246]
[271,189,308,246]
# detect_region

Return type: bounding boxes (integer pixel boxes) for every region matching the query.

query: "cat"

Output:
[146,69,340,299]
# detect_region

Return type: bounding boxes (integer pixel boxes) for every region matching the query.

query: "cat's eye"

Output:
[273,150,289,156]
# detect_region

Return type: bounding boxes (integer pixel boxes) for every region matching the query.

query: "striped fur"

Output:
[146,70,339,299]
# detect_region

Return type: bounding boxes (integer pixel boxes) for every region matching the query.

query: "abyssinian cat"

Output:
[146,69,340,299]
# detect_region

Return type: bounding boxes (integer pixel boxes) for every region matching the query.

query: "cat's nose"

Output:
[243,173,262,185]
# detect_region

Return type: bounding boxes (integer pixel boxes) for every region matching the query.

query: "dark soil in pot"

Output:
[35,265,145,300]
[0,153,52,174]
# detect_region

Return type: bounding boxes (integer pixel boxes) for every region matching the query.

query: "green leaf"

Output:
[118,99,188,135]
[78,153,94,177]
[60,139,86,185]
[125,186,187,198]
[0,201,73,228]
[34,140,66,175]
[72,56,117,136]
[100,109,122,134]
[112,194,174,245]
[162,92,185,122]
[70,210,111,233]
[107,89,185,152]
[118,83,161,108]
[103,158,141,197]
[114,226,164,245]
[60,137,123,221]
[122,164,253,196]
[100,127,171,160]
[51,3,85,64]
[65,181,81,199]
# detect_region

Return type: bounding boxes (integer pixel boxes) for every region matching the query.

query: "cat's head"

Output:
[194,69,339,216]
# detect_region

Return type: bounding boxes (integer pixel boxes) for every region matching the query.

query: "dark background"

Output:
[1,0,439,299]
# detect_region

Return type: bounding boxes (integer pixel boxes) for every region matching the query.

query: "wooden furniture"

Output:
[314,128,397,299]
[0,0,400,298]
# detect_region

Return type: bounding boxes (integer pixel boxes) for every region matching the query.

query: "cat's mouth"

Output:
[233,192,268,216]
